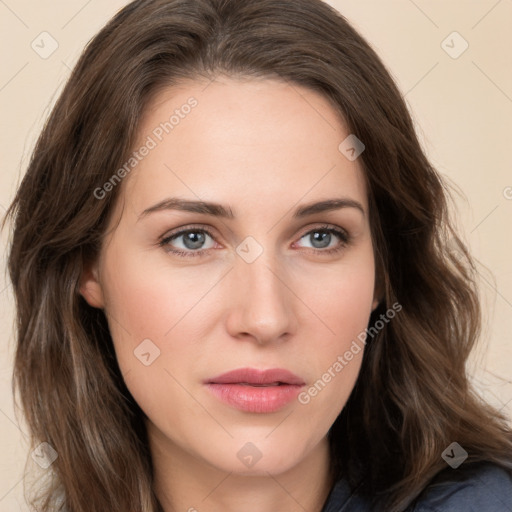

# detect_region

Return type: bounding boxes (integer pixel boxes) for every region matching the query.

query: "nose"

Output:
[225,250,298,346]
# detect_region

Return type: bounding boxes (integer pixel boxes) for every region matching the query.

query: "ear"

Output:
[79,259,105,309]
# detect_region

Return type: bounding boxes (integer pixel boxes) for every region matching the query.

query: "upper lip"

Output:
[205,367,305,386]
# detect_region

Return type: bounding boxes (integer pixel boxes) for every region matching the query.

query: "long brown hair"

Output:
[3,0,512,510]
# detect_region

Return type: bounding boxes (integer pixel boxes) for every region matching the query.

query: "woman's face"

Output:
[81,76,379,477]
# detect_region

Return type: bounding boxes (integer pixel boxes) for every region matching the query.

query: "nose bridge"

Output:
[227,242,296,343]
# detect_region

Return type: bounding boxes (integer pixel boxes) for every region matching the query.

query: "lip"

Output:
[204,367,305,413]
[205,367,305,386]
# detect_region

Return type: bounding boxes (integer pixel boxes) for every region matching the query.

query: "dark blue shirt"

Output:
[321,462,512,511]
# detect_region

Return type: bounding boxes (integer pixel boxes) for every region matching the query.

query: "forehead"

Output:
[118,76,368,221]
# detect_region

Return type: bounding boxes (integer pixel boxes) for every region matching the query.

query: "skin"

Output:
[80,75,379,512]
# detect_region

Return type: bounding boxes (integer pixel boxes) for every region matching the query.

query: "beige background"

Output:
[1,0,511,509]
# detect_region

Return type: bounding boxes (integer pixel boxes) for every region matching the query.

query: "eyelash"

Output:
[159,224,351,258]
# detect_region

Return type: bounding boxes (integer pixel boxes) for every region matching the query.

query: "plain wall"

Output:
[1,1,511,509]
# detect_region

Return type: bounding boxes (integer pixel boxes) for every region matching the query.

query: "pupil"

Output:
[184,232,205,249]
[312,231,330,249]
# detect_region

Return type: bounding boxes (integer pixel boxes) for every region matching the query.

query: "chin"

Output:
[204,447,301,477]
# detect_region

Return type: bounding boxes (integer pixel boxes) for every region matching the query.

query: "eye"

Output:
[159,224,351,258]
[159,226,216,258]
[294,225,350,255]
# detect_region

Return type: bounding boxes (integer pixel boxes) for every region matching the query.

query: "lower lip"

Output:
[205,383,303,413]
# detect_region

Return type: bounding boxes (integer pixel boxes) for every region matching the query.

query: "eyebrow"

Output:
[137,197,365,221]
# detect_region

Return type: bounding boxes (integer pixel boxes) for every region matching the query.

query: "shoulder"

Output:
[321,462,512,512]
[410,461,512,512]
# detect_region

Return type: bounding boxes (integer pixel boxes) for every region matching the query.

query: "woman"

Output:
[3,0,512,510]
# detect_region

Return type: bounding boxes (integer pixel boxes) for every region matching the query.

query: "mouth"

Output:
[204,367,305,413]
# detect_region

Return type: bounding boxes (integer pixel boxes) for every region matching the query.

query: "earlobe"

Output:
[371,297,380,312]
[79,261,105,309]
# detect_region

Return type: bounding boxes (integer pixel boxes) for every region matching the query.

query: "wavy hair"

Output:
[3,0,512,510]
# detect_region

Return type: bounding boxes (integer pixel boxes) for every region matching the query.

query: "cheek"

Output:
[315,269,374,333]
[98,245,185,370]
[99,249,205,424]
[292,251,374,416]
[301,247,375,349]
[101,241,207,335]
